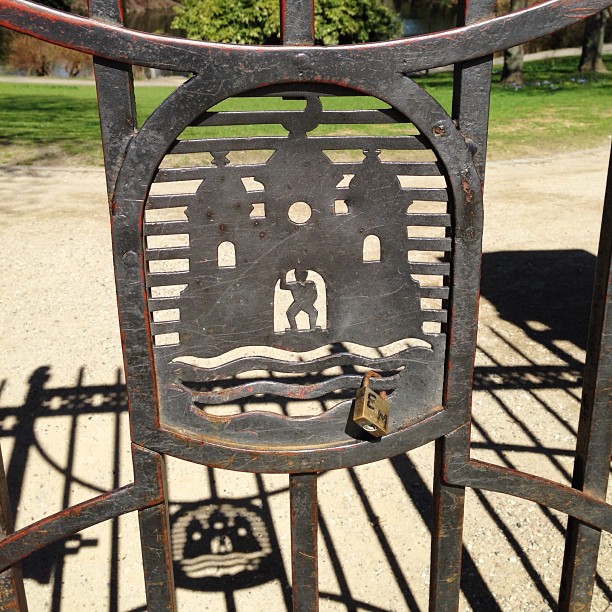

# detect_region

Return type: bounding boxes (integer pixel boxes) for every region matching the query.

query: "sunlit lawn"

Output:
[0,55,610,164]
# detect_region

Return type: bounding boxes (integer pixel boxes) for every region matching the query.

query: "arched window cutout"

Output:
[363,235,381,262]
[218,241,236,268]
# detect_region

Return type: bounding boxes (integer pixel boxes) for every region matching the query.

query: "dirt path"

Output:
[0,147,610,610]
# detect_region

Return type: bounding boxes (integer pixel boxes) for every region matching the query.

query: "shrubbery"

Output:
[172,0,401,45]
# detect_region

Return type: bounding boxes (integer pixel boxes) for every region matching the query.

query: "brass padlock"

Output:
[353,371,390,437]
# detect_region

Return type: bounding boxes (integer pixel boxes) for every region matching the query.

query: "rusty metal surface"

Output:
[0,0,610,609]
[105,66,481,473]
[1,0,611,73]
[559,146,612,611]
[290,473,318,611]
[0,447,27,611]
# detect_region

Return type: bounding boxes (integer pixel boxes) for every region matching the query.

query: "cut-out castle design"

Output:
[145,94,449,359]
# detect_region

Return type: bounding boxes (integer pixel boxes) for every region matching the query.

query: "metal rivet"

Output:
[122,251,139,267]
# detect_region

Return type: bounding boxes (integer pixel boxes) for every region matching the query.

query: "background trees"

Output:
[500,3,609,84]
[578,9,610,72]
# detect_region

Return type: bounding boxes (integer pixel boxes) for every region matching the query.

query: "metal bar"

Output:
[559,147,612,610]
[135,450,176,612]
[155,163,444,183]
[89,0,137,200]
[0,445,28,611]
[138,503,176,611]
[407,237,452,251]
[429,0,496,607]
[290,472,318,612]
[407,213,451,227]
[446,460,612,533]
[2,0,611,75]
[281,0,314,45]
[402,189,449,202]
[408,262,451,276]
[422,310,448,323]
[430,427,468,612]
[451,0,497,180]
[191,109,407,127]
[0,484,158,573]
[419,286,451,300]
[168,135,429,155]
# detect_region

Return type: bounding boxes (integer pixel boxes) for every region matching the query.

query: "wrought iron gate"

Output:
[0,0,610,608]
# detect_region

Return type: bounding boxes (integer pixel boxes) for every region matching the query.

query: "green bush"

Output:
[172,0,401,45]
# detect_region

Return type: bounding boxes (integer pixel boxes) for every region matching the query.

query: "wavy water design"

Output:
[173,341,433,404]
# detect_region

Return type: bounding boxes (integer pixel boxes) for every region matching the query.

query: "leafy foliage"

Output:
[172,0,401,45]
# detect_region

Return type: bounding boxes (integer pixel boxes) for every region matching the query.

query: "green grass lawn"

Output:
[0,55,610,165]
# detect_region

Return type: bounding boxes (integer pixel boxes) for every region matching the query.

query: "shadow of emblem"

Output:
[170,500,274,591]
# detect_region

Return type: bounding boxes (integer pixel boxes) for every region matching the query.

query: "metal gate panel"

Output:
[0,0,610,609]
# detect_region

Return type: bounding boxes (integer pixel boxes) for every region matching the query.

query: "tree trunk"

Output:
[501,45,525,85]
[578,9,609,73]
[501,0,526,85]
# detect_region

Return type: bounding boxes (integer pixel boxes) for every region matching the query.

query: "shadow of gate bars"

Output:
[0,0,610,609]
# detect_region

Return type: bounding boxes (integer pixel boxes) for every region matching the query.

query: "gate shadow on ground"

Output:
[0,248,608,610]
[481,249,596,352]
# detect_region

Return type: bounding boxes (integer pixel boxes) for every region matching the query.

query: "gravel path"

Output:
[0,147,610,610]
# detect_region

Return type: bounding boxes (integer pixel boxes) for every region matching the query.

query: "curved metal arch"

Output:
[0,0,611,74]
[109,67,482,472]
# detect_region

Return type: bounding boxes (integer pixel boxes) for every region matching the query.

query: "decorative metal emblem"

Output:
[144,90,449,443]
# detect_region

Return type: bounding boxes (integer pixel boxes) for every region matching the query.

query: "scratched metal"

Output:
[142,86,457,463]
[0,0,610,609]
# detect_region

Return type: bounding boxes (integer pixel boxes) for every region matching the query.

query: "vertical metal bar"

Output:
[138,502,176,612]
[429,427,468,612]
[559,147,612,611]
[289,472,318,612]
[134,449,176,612]
[452,0,496,179]
[89,0,137,199]
[0,443,28,611]
[430,1,496,609]
[281,0,314,45]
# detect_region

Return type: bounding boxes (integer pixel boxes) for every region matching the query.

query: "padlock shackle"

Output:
[362,370,387,400]
[362,370,381,386]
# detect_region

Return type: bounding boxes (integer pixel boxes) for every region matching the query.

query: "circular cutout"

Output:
[288,201,312,224]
